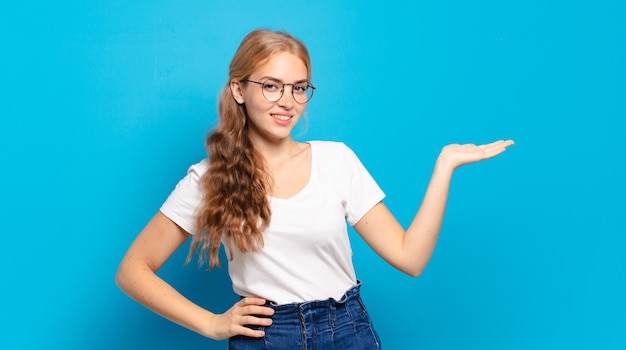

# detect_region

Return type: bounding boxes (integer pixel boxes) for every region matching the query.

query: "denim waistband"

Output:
[265,281,362,311]
[230,281,381,349]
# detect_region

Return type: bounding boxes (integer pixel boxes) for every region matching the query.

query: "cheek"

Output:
[296,105,307,116]
[246,101,270,116]
[244,91,270,107]
[243,101,271,121]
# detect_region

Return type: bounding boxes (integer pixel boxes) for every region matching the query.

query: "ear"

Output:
[230,79,245,104]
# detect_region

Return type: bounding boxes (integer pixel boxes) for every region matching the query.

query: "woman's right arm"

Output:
[115,211,274,340]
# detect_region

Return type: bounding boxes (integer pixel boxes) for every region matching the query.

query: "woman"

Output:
[116,29,514,349]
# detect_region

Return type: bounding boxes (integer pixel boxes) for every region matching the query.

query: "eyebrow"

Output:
[258,76,310,84]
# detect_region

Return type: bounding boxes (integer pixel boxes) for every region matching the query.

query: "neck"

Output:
[249,133,297,159]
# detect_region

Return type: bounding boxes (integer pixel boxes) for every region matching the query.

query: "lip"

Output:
[270,113,293,119]
[270,113,294,125]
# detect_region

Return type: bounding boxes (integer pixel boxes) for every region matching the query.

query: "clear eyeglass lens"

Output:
[261,80,312,103]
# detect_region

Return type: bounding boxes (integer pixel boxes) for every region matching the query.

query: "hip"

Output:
[229,282,381,350]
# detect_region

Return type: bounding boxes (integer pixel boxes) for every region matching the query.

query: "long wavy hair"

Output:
[187,30,312,268]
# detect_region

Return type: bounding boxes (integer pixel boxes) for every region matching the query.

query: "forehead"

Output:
[251,52,308,81]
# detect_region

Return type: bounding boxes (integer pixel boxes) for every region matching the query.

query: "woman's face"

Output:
[231,52,309,146]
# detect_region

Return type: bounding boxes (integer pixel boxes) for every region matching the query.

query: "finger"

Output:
[238,297,275,316]
[479,142,512,159]
[240,304,275,317]
[240,314,273,327]
[239,297,268,306]
[486,139,514,148]
[478,140,502,148]
[234,325,266,338]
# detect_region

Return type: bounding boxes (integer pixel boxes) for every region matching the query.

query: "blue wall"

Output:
[2,1,624,349]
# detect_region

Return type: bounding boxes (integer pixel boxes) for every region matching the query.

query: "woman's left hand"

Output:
[437,140,515,171]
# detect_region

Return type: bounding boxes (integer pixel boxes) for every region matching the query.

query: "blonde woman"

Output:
[116,29,514,349]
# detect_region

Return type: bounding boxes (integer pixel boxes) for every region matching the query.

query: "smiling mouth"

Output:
[271,114,292,121]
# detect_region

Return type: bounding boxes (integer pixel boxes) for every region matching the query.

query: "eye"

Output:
[262,80,281,92]
[293,83,309,94]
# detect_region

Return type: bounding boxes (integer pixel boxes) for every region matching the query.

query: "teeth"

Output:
[272,114,291,121]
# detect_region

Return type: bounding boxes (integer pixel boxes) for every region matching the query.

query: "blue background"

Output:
[1,1,624,349]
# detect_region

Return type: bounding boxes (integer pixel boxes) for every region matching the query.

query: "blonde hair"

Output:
[188,30,312,268]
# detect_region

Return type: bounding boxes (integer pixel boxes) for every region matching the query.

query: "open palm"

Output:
[439,140,515,170]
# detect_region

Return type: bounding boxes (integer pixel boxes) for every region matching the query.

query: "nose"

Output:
[277,84,295,108]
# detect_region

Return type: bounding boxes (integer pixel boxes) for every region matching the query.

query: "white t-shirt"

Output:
[160,141,385,304]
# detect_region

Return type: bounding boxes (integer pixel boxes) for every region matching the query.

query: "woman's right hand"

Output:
[116,213,275,341]
[207,297,275,340]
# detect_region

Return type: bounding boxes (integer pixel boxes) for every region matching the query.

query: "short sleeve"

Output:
[159,159,209,234]
[340,144,386,226]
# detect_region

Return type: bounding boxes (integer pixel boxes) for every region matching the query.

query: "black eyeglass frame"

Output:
[242,79,316,104]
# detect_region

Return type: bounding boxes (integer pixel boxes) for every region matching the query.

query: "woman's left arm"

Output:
[353,140,514,277]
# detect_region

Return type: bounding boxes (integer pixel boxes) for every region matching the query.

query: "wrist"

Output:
[194,309,220,340]
[433,155,457,177]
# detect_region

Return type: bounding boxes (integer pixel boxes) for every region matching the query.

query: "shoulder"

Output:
[192,158,210,170]
[308,140,354,157]
[169,158,209,190]
[308,140,364,173]
[186,158,210,177]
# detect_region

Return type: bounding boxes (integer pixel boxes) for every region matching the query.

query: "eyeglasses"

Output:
[242,78,315,104]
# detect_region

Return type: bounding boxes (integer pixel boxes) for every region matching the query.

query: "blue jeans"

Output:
[228,283,382,349]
